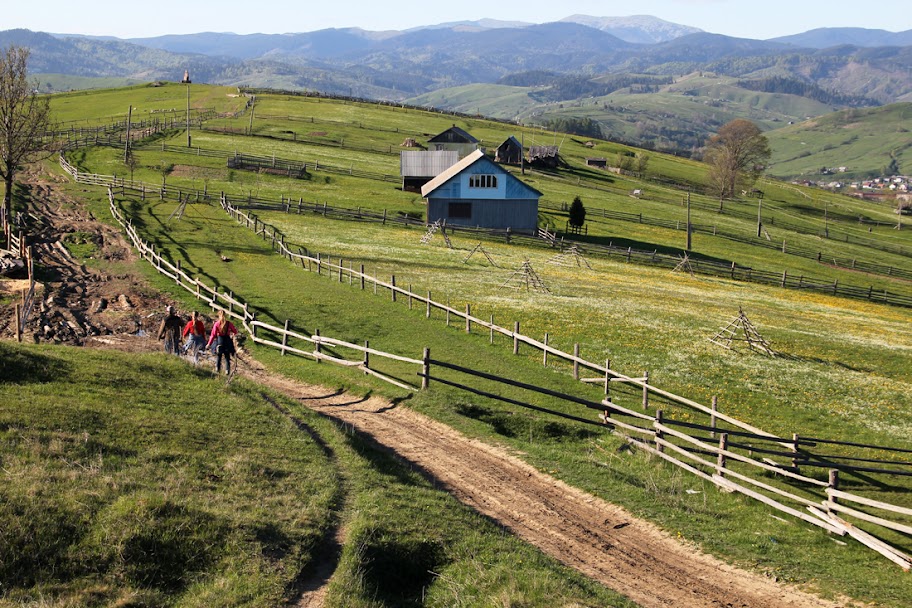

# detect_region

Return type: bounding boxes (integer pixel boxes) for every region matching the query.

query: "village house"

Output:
[428,126,480,158]
[421,149,542,232]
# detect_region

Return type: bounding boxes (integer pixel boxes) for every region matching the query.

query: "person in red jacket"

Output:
[181,310,207,364]
[206,310,238,374]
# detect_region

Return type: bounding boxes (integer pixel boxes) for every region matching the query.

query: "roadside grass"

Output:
[0,341,635,608]
[59,182,912,605]
[0,342,339,607]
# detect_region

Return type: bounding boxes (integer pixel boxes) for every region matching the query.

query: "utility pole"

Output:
[756,190,764,238]
[685,190,692,251]
[824,198,829,238]
[181,69,192,147]
[123,105,132,162]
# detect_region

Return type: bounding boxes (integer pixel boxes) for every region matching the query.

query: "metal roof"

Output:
[400,150,460,177]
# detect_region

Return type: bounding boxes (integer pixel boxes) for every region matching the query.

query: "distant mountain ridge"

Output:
[771,27,912,49]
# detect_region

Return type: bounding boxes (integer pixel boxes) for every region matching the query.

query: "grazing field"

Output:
[15,84,912,605]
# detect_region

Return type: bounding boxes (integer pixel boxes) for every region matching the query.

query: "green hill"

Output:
[5,84,912,606]
[766,103,912,179]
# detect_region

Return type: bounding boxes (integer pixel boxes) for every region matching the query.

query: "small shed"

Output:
[527,145,559,169]
[586,157,607,169]
[400,150,459,192]
[428,126,479,158]
[421,150,542,232]
[495,136,523,165]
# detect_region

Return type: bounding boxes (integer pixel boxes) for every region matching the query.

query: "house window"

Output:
[448,202,472,219]
[469,174,498,189]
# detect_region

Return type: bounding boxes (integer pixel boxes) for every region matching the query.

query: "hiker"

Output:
[206,310,238,374]
[181,310,207,363]
[158,305,184,355]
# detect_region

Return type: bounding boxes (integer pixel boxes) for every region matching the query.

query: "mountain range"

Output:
[5,15,912,157]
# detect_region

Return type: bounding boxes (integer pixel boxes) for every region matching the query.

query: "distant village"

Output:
[793,171,911,208]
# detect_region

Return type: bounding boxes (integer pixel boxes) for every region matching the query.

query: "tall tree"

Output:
[0,46,53,222]
[568,195,586,228]
[703,119,770,206]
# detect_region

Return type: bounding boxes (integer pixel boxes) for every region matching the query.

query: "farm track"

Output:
[6,170,850,608]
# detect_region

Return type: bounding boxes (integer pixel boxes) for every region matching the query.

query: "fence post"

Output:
[281,320,290,356]
[791,433,800,472]
[465,304,471,332]
[407,284,412,309]
[711,396,718,437]
[604,360,611,397]
[716,433,728,476]
[573,343,580,380]
[360,264,365,290]
[642,371,650,409]
[15,304,21,343]
[826,469,840,513]
[350,262,354,287]
[426,291,431,318]
[513,322,520,355]
[421,347,430,389]
[339,259,344,282]
[543,332,549,366]
[391,275,397,302]
[363,340,369,370]
[655,410,665,453]
[314,329,321,362]
[490,315,494,344]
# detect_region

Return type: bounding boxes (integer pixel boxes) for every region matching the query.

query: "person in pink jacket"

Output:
[206,310,238,374]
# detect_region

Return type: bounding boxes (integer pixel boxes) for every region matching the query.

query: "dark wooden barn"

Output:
[495,136,523,165]
[527,145,559,168]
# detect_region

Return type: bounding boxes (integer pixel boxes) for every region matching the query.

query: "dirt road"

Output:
[5,171,847,608]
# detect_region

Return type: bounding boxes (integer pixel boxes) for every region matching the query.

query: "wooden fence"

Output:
[90,180,912,568]
[104,189,424,392]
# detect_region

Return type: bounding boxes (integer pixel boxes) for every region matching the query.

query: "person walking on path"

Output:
[206,310,238,374]
[181,310,207,363]
[158,305,184,355]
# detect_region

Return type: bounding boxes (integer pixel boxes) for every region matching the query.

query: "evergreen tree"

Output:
[568,196,586,228]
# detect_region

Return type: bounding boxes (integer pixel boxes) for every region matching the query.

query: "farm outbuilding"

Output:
[400,150,459,192]
[421,150,542,232]
[527,145,560,168]
[495,136,523,165]
[428,126,480,158]
[586,157,608,169]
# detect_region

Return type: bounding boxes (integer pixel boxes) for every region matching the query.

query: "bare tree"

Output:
[703,119,770,208]
[0,46,53,222]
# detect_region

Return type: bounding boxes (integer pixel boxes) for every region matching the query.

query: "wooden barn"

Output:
[428,126,479,158]
[495,136,523,165]
[527,145,559,168]
[400,150,459,192]
[586,157,608,169]
[421,150,542,232]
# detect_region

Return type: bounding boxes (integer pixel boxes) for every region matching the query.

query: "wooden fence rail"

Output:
[105,188,422,392]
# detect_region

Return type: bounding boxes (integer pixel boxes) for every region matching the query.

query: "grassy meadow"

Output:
[0,341,633,607]
[7,83,912,606]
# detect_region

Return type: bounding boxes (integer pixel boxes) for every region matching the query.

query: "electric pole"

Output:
[685,190,692,251]
[756,190,764,238]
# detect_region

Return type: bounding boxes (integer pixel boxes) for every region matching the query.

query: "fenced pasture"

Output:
[96,184,912,574]
[36,85,912,601]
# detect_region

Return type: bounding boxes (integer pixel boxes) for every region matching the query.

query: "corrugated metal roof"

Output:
[421,150,486,197]
[400,151,459,177]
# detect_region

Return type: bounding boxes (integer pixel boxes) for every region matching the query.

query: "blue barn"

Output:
[421,150,542,232]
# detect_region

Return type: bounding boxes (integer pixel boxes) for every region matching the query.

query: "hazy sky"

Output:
[4,0,911,40]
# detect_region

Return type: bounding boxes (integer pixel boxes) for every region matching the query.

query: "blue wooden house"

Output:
[421,150,542,232]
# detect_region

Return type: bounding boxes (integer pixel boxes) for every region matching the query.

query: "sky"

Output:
[3,0,912,40]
